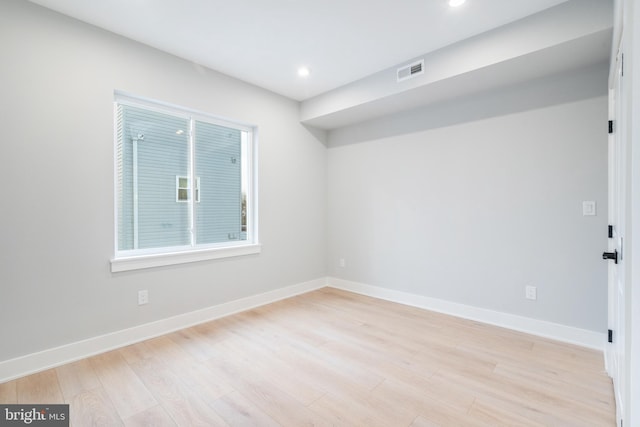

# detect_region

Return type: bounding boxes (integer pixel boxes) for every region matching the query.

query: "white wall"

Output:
[327,95,608,332]
[0,0,327,362]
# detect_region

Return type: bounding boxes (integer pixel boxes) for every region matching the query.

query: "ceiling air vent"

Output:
[397,59,424,82]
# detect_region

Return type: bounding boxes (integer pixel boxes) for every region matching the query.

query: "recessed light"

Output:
[449,0,466,7]
[297,66,310,77]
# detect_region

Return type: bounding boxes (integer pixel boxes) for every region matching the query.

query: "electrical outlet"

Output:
[339,258,346,268]
[525,286,537,300]
[138,290,149,305]
[582,201,596,216]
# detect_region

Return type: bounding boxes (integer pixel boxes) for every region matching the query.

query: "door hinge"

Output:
[608,329,613,343]
[608,225,614,238]
[608,120,614,134]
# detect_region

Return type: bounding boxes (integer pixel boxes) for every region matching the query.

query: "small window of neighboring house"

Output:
[176,176,200,203]
[111,92,260,272]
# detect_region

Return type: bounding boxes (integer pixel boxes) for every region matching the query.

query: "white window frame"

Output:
[176,176,200,203]
[111,91,260,272]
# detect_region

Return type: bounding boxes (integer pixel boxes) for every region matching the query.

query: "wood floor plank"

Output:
[216,312,385,394]
[409,415,445,427]
[247,303,337,349]
[119,342,155,365]
[0,379,17,403]
[136,336,234,401]
[209,336,327,406]
[484,365,613,425]
[67,387,123,427]
[167,328,220,362]
[141,336,195,366]
[16,369,64,403]
[369,376,474,416]
[319,338,438,392]
[122,405,177,427]
[89,350,157,419]
[210,391,280,427]
[56,358,101,400]
[230,377,333,427]
[410,398,491,427]
[531,339,608,374]
[471,394,595,427]
[309,388,415,427]
[459,340,614,404]
[466,398,546,427]
[129,357,228,427]
[204,355,333,427]
[4,288,616,426]
[492,361,615,415]
[432,363,614,426]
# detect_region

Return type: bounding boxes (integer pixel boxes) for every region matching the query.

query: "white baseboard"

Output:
[0,276,606,383]
[328,277,606,350]
[0,278,327,383]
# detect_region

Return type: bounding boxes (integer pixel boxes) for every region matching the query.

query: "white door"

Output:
[606,46,626,427]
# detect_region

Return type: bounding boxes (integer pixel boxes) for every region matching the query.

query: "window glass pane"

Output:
[194,121,244,244]
[117,105,190,250]
[178,177,188,188]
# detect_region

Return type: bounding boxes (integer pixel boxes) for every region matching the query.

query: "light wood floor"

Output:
[0,288,615,426]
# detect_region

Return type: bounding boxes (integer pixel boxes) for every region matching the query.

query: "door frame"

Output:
[606,45,626,426]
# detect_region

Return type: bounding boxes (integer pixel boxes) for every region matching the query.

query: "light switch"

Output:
[582,201,596,216]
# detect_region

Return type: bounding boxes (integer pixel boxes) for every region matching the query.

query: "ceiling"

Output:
[27,0,572,101]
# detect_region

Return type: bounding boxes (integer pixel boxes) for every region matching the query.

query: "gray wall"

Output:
[327,95,608,332]
[0,0,609,365]
[0,0,327,361]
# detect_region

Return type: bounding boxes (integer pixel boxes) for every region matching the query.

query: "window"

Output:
[176,176,200,203]
[111,92,259,272]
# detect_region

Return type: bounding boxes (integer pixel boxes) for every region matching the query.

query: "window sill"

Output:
[110,243,261,272]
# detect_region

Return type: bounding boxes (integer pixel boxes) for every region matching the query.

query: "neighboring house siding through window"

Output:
[118,105,191,250]
[195,121,242,243]
[113,94,256,268]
